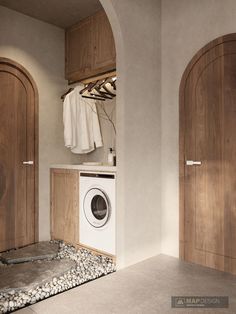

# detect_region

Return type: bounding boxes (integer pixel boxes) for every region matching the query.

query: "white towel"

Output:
[63,85,103,154]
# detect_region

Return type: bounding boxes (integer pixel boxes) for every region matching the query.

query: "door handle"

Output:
[186,160,202,166]
[23,161,34,165]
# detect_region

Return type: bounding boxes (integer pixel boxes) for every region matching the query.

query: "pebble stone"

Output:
[0,242,115,313]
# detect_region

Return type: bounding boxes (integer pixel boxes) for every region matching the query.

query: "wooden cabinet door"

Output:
[180,34,236,274]
[0,58,38,252]
[92,10,116,73]
[65,9,116,82]
[50,169,79,245]
[65,17,93,81]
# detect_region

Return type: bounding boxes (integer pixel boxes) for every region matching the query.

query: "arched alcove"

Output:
[98,1,162,269]
[99,0,125,269]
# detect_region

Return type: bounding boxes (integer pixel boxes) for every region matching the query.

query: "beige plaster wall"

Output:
[161,0,236,257]
[80,98,116,164]
[101,0,162,268]
[0,6,79,241]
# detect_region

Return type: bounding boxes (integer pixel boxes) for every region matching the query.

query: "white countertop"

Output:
[50,164,117,172]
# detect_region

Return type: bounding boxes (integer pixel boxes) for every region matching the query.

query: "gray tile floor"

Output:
[15,255,236,314]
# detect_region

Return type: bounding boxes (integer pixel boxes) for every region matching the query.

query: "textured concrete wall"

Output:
[0,6,79,241]
[80,98,116,164]
[161,0,236,257]
[101,0,162,268]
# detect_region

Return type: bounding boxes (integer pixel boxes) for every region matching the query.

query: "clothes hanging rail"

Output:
[68,70,116,85]
[61,73,116,102]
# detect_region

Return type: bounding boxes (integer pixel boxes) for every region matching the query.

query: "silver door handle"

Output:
[186,160,202,166]
[23,161,34,165]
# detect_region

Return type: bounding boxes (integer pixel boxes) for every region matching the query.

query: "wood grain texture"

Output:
[80,70,116,85]
[65,16,93,81]
[0,58,38,252]
[77,243,116,261]
[179,34,236,274]
[92,10,116,72]
[50,169,79,245]
[65,9,116,83]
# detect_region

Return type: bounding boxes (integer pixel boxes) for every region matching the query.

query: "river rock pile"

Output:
[0,242,115,313]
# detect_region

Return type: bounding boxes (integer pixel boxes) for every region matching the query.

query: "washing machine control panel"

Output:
[80,172,115,179]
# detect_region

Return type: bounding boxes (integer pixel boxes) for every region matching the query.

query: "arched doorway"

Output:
[0,57,38,251]
[180,34,236,274]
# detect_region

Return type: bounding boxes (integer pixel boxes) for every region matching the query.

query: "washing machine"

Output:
[79,171,116,256]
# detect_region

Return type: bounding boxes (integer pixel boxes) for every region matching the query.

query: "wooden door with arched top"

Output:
[0,58,38,252]
[180,34,236,274]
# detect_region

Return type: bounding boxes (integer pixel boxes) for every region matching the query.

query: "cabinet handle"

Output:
[23,161,34,165]
[186,160,202,166]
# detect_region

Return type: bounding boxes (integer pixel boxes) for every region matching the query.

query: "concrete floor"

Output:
[15,255,236,314]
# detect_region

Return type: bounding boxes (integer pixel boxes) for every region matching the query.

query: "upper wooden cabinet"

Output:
[65,10,116,82]
[92,10,116,72]
[65,17,93,82]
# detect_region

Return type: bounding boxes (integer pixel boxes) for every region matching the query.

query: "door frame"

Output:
[0,57,39,243]
[179,33,236,260]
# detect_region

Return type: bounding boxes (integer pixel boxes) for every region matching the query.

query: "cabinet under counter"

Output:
[50,168,79,246]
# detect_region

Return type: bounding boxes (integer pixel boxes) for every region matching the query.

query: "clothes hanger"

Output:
[99,78,109,89]
[61,87,74,100]
[82,90,105,101]
[79,80,105,99]
[71,76,116,101]
[110,79,116,91]
[106,77,116,91]
[79,81,98,95]
[86,80,113,100]
[90,93,111,100]
[93,79,104,89]
[101,84,116,97]
[99,78,116,97]
[82,95,106,101]
[93,87,113,99]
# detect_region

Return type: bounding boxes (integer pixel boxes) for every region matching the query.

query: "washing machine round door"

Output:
[83,188,110,228]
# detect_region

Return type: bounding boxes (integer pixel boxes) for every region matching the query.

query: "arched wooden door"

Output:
[0,58,38,252]
[180,34,236,274]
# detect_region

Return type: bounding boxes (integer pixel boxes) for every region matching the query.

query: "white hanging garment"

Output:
[63,85,103,154]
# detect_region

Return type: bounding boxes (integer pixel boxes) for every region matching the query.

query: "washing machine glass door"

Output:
[84,188,110,228]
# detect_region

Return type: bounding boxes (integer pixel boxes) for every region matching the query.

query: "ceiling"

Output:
[0,0,102,28]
